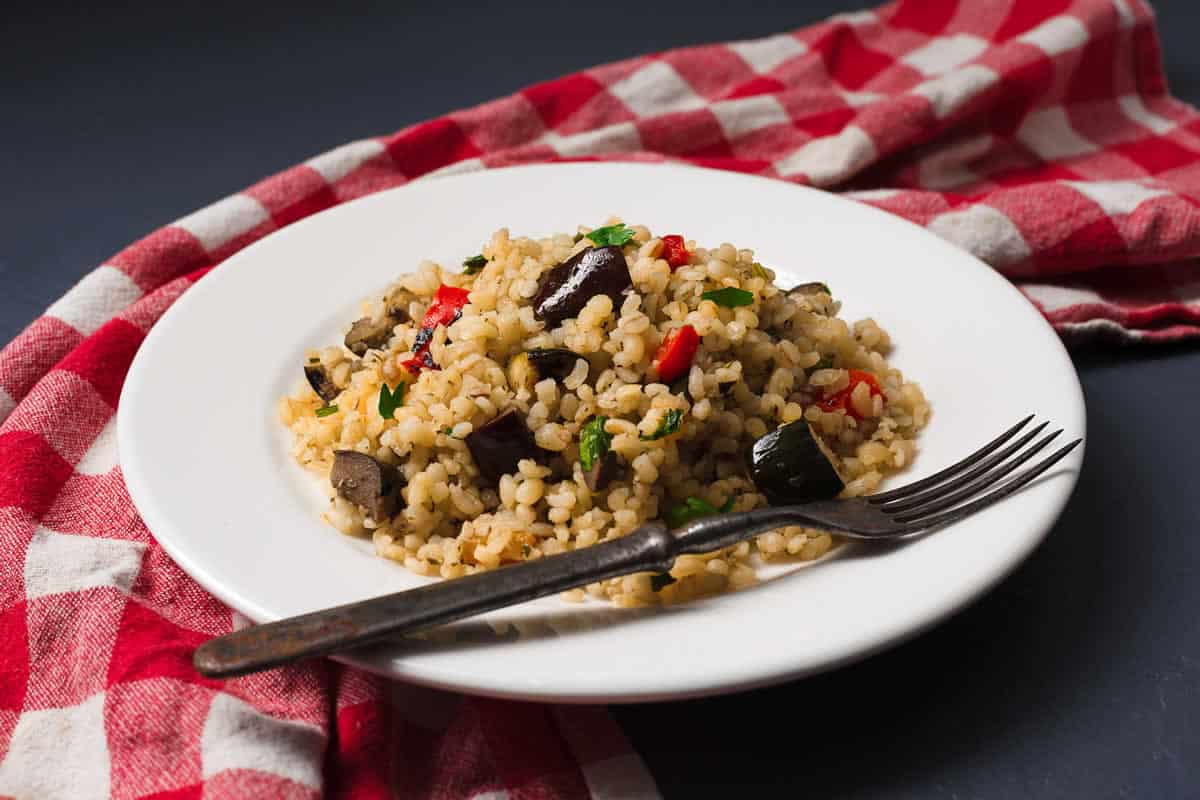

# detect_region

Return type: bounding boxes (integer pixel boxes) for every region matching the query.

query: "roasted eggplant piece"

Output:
[532,246,632,328]
[466,411,543,484]
[508,348,585,392]
[304,364,339,404]
[584,450,620,492]
[330,450,403,520]
[344,314,398,356]
[748,421,845,505]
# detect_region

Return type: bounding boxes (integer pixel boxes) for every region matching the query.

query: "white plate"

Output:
[119,163,1085,703]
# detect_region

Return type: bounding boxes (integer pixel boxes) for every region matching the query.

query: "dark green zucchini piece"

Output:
[748,421,844,505]
[466,411,543,484]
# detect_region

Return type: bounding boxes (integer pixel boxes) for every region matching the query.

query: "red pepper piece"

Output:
[653,324,700,383]
[660,235,690,269]
[403,284,471,375]
[817,369,884,419]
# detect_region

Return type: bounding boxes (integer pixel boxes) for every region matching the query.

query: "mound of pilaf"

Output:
[278,221,930,606]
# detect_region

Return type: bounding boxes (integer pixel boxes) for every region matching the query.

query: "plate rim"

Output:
[118,161,1086,703]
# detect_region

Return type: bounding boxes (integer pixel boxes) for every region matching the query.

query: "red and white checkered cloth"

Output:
[2,0,1199,797]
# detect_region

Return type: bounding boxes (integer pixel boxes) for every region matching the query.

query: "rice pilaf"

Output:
[279,221,930,606]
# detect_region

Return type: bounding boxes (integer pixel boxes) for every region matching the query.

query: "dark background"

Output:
[4,2,1199,797]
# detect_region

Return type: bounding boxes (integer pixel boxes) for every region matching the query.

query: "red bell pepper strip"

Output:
[817,369,884,419]
[402,284,471,375]
[661,235,689,269]
[653,324,699,383]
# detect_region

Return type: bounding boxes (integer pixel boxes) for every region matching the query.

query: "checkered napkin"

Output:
[2,0,1199,797]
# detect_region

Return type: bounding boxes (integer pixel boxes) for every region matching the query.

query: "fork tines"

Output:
[872,416,1082,533]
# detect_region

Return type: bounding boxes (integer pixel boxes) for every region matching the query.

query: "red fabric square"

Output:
[637,109,729,157]
[384,118,482,179]
[109,227,211,293]
[0,316,83,406]
[245,166,338,230]
[42,469,147,542]
[522,73,607,129]
[1066,28,1119,103]
[886,0,959,35]
[0,601,29,711]
[24,588,127,710]
[202,771,318,800]
[325,702,391,800]
[57,319,144,409]
[723,75,787,100]
[106,598,220,690]
[1115,134,1200,176]
[474,698,589,798]
[976,45,1055,136]
[0,431,75,518]
[816,26,897,91]
[104,679,213,800]
[135,786,203,800]
[665,45,756,100]
[451,94,545,153]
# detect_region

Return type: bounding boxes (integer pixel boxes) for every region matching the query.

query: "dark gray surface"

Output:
[4,2,1198,797]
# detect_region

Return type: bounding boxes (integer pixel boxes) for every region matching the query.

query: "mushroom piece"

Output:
[747,421,845,506]
[465,411,543,485]
[786,281,831,298]
[532,246,632,328]
[304,364,339,404]
[344,315,399,356]
[330,450,404,521]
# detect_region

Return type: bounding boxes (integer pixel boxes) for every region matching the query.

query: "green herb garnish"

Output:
[378,382,405,420]
[441,426,454,436]
[749,262,771,280]
[701,287,755,308]
[573,232,585,243]
[807,354,835,375]
[579,416,612,472]
[315,405,338,418]
[462,254,487,274]
[640,408,683,441]
[583,223,637,247]
[664,494,735,528]
[650,572,677,592]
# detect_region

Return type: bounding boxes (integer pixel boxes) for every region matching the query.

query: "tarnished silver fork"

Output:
[194,416,1080,678]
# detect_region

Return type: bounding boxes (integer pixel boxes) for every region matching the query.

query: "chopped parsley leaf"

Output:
[378,382,405,420]
[462,254,487,274]
[579,416,612,472]
[583,223,637,247]
[640,408,683,441]
[701,287,755,308]
[315,405,338,418]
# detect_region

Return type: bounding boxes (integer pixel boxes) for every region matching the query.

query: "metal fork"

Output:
[194,416,1081,678]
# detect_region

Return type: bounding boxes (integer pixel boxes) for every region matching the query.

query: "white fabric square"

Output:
[710,95,790,139]
[201,693,324,788]
[1017,16,1089,56]
[845,188,901,201]
[917,133,993,191]
[0,692,111,800]
[607,61,706,117]
[1063,180,1169,215]
[840,89,885,108]
[1016,107,1098,160]
[540,122,643,158]
[831,10,877,26]
[304,138,386,183]
[0,386,14,423]
[1118,94,1175,134]
[24,527,146,599]
[174,193,270,253]
[774,125,877,185]
[728,33,807,74]
[927,205,1032,267]
[75,416,118,476]
[913,64,999,118]
[45,266,143,338]
[902,34,989,77]
[1021,283,1104,311]
[1112,0,1137,29]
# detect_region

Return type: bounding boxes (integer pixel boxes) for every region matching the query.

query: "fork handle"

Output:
[192,507,825,679]
[193,524,678,678]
